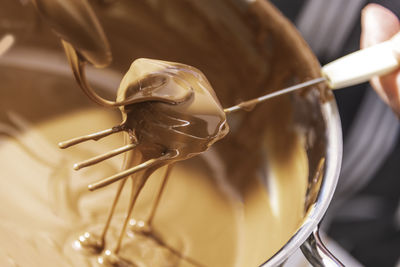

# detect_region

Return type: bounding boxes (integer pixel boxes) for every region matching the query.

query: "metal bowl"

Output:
[0,0,343,266]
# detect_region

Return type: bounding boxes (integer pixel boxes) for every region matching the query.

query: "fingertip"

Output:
[361,4,400,48]
[361,3,382,18]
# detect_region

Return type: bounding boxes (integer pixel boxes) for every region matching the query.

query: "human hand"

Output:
[361,4,400,116]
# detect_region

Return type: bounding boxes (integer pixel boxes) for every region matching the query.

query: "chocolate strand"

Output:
[62,41,116,107]
[99,150,137,247]
[147,164,174,226]
[114,169,153,253]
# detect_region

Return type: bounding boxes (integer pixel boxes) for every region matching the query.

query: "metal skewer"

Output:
[224,77,327,114]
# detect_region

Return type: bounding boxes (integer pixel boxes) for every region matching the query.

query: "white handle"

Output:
[321,37,399,90]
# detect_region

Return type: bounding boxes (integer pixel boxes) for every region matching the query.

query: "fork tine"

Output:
[88,150,177,191]
[58,126,124,149]
[73,143,136,170]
